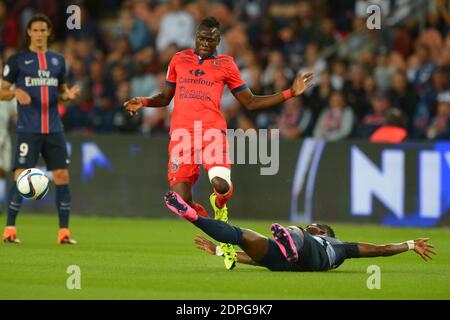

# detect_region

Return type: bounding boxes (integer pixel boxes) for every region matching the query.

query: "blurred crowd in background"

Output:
[0,0,449,141]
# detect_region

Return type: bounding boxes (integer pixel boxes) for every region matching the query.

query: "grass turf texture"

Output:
[0,214,449,300]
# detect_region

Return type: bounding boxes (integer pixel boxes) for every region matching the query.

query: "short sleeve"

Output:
[165,55,177,87]
[340,243,361,258]
[58,57,67,85]
[226,58,247,94]
[2,54,19,84]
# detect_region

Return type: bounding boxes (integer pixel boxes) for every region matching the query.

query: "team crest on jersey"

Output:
[51,57,59,66]
[170,157,180,173]
[211,61,220,66]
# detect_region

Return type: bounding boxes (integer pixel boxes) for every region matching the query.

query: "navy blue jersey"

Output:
[3,49,66,134]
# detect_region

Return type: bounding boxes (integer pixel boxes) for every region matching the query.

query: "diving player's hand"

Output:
[194,236,217,255]
[66,85,81,100]
[123,97,144,116]
[413,238,436,261]
[291,72,314,97]
[14,88,31,105]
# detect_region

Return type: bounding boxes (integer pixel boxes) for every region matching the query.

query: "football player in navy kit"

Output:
[165,191,436,271]
[0,14,80,244]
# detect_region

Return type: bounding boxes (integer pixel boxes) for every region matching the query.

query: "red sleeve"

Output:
[165,55,177,87]
[225,58,247,94]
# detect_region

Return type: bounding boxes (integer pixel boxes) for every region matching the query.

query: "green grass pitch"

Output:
[0,214,449,300]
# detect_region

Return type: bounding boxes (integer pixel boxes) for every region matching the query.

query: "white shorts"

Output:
[0,132,12,172]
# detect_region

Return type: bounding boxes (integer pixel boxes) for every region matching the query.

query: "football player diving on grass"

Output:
[124,16,314,269]
[165,191,436,272]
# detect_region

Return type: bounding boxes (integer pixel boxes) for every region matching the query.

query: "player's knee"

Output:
[208,167,231,194]
[211,177,230,194]
[52,169,70,185]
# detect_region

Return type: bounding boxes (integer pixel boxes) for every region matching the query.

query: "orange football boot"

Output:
[57,228,77,245]
[2,226,20,244]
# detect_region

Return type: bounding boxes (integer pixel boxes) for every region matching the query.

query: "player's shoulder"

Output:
[173,49,195,61]
[5,50,29,63]
[215,54,234,63]
[215,54,237,69]
[46,50,65,63]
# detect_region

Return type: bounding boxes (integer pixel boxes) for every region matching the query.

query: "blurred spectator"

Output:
[374,52,396,91]
[278,18,306,70]
[1,0,447,142]
[389,70,419,131]
[313,91,354,141]
[156,0,195,52]
[65,4,107,52]
[343,64,368,120]
[0,0,19,51]
[358,90,392,138]
[141,72,171,136]
[414,66,450,137]
[298,42,326,87]
[116,6,153,53]
[407,44,435,97]
[274,96,312,139]
[306,69,333,122]
[330,58,347,91]
[370,108,408,143]
[316,17,339,49]
[361,74,378,112]
[261,50,294,87]
[426,91,450,140]
[113,81,142,133]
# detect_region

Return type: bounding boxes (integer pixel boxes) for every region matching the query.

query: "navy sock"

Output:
[192,216,243,245]
[6,184,23,226]
[55,184,71,228]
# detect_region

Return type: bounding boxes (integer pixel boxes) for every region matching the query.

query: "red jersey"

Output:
[166,49,247,134]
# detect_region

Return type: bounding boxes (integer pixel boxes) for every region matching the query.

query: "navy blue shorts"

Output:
[257,239,299,271]
[13,133,69,171]
[257,230,331,272]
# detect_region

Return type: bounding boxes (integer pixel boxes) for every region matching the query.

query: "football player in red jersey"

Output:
[124,17,313,269]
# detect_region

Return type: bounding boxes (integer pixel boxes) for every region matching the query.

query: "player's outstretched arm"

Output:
[194,236,257,266]
[357,238,436,261]
[0,80,31,104]
[233,72,314,111]
[123,86,175,116]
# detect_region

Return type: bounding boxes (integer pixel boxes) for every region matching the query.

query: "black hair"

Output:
[26,14,53,31]
[25,14,53,43]
[318,223,336,238]
[199,16,220,30]
[386,108,407,128]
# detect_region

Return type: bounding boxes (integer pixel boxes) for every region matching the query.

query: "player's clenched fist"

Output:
[123,97,144,116]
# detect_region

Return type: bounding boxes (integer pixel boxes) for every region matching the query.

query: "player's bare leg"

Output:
[210,177,233,211]
[53,169,76,244]
[170,182,208,217]
[3,168,26,244]
[209,171,236,269]
[238,229,270,262]
[165,191,268,266]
